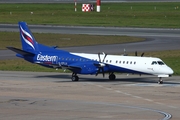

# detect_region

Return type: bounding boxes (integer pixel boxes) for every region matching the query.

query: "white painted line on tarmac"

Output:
[123,93,132,96]
[115,90,123,93]
[155,102,165,105]
[168,105,178,109]
[96,85,103,88]
[93,83,178,110]
[133,96,142,99]
[144,99,153,102]
[106,88,113,91]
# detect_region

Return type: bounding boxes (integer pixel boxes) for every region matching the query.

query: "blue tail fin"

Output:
[19,22,39,54]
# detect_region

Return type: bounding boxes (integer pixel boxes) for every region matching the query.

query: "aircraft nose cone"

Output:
[168,67,174,75]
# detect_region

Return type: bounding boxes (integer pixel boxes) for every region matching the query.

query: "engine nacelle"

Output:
[80,64,98,74]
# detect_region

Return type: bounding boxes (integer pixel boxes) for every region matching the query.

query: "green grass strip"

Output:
[0,32,144,49]
[0,2,180,28]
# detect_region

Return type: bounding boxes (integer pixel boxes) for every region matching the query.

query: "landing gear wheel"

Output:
[158,77,163,84]
[109,73,116,80]
[72,73,79,81]
[72,76,79,81]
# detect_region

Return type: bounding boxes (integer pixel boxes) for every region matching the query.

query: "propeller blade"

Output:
[123,48,128,56]
[141,53,144,57]
[135,51,137,56]
[102,68,105,77]
[102,53,107,63]
[98,52,101,62]
[96,68,100,76]
[96,72,98,76]
[124,48,126,56]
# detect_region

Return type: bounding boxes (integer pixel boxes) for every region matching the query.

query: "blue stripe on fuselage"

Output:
[107,65,150,75]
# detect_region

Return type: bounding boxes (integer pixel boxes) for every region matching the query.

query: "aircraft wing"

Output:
[62,62,99,74]
[60,64,82,71]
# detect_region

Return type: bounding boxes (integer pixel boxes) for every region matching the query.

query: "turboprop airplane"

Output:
[7,22,173,84]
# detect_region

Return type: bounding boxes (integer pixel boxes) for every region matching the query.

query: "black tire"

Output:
[75,76,79,81]
[158,80,163,84]
[109,74,116,80]
[72,75,79,81]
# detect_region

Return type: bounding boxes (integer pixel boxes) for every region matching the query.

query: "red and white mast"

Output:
[96,0,101,12]
[74,0,77,12]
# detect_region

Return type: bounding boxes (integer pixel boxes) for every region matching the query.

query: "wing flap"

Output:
[34,61,60,68]
[68,65,82,70]
[60,64,82,71]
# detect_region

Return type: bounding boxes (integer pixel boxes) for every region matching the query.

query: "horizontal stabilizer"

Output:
[7,47,35,56]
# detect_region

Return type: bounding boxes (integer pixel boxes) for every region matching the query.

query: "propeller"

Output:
[141,52,144,57]
[96,52,107,77]
[135,51,137,56]
[135,51,144,57]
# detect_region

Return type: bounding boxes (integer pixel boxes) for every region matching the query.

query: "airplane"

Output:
[7,22,174,84]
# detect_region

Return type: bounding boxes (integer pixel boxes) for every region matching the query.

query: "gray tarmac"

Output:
[0,71,180,120]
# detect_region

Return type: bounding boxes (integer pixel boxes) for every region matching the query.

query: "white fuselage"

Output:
[71,53,174,77]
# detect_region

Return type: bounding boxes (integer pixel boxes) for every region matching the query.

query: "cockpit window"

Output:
[151,61,157,65]
[151,61,165,65]
[157,61,165,65]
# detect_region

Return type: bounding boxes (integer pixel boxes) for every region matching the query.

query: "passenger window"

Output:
[123,61,125,64]
[130,61,132,64]
[127,61,128,64]
[119,61,121,64]
[106,60,108,63]
[110,60,112,63]
[116,61,118,63]
[134,62,136,64]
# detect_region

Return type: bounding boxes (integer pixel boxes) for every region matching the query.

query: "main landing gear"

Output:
[71,72,117,81]
[71,73,79,81]
[158,77,163,84]
[109,73,116,80]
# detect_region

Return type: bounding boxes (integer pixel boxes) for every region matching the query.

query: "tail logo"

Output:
[20,26,35,50]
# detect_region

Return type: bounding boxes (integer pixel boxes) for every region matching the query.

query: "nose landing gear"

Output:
[158,77,163,84]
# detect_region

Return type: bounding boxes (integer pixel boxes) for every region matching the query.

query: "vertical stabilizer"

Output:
[19,22,39,53]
